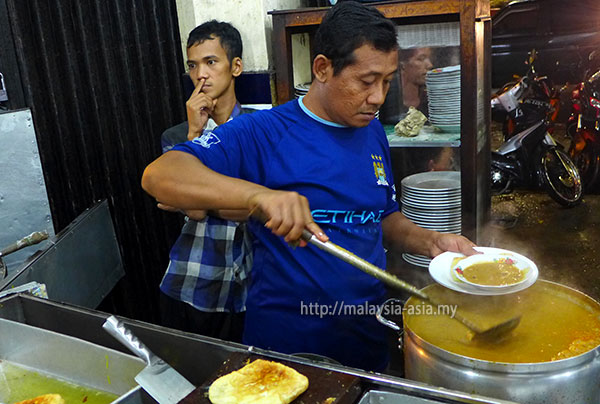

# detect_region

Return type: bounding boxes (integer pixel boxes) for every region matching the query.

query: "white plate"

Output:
[429,64,461,73]
[428,247,539,295]
[402,206,461,216]
[405,220,462,228]
[402,193,461,200]
[403,211,461,220]
[401,196,462,204]
[404,215,461,221]
[428,105,461,111]
[401,171,460,191]
[432,125,461,133]
[407,221,462,230]
[403,189,461,196]
[402,203,461,211]
[402,204,461,211]
[429,105,460,109]
[403,253,431,268]
[403,217,461,225]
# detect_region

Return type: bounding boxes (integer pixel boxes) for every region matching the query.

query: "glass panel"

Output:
[380,22,461,147]
[493,9,537,36]
[550,3,600,33]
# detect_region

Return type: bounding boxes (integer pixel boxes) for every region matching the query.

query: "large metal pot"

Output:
[377,280,600,404]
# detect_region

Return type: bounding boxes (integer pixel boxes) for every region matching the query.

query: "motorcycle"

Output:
[490,50,583,207]
[567,50,600,192]
[492,51,562,141]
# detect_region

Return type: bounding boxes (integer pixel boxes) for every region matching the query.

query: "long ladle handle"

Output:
[301,230,519,336]
[301,229,428,300]
[301,230,489,333]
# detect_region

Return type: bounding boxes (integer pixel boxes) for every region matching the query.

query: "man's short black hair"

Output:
[187,20,243,64]
[313,1,397,75]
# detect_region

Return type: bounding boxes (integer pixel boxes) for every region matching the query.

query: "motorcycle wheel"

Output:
[540,147,583,207]
[568,134,600,192]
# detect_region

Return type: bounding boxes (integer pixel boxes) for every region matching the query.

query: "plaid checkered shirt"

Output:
[159,104,253,312]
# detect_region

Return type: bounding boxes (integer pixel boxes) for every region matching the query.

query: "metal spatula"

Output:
[301,230,521,340]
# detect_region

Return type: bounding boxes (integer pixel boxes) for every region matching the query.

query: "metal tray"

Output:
[0,318,145,403]
[357,390,444,403]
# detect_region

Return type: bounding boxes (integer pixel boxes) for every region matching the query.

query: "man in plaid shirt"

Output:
[158,21,252,342]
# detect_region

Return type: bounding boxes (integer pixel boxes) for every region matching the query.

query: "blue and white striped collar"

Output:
[298,96,347,128]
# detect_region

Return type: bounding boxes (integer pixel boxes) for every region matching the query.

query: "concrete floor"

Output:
[484,122,600,300]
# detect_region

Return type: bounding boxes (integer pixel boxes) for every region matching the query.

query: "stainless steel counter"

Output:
[0,294,515,404]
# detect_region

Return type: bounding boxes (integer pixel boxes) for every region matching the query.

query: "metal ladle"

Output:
[0,231,49,279]
[301,230,521,340]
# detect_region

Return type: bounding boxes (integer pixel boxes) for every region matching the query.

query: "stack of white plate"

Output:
[400,171,461,267]
[426,65,461,133]
[294,82,310,98]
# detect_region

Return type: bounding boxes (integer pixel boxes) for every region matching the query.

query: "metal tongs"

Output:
[300,230,521,340]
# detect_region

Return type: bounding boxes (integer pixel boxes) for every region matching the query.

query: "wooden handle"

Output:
[0,231,49,256]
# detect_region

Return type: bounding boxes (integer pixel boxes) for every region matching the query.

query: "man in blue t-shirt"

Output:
[142,2,476,371]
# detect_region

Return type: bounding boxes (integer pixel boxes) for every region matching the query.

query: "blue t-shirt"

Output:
[173,99,399,371]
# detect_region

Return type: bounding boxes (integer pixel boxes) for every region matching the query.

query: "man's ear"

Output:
[312,54,333,83]
[231,57,243,78]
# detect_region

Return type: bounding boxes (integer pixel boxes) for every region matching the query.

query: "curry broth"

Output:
[0,361,118,404]
[404,281,600,363]
[460,261,525,286]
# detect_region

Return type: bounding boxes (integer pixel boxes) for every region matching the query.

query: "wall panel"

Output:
[4,0,186,321]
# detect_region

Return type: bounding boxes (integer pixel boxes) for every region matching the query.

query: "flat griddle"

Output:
[179,351,362,404]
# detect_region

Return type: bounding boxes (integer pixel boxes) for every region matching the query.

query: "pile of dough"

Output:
[209,359,309,404]
[394,106,428,137]
[15,395,65,404]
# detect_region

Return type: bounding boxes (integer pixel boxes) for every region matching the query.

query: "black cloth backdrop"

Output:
[3,0,186,322]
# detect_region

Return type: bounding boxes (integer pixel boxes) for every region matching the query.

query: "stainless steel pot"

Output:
[377,280,600,404]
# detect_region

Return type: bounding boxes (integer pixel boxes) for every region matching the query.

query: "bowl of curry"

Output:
[452,253,530,288]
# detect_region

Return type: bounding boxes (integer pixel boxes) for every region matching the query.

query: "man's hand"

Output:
[382,211,477,258]
[186,78,218,141]
[247,190,328,247]
[429,232,478,258]
[157,202,207,221]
